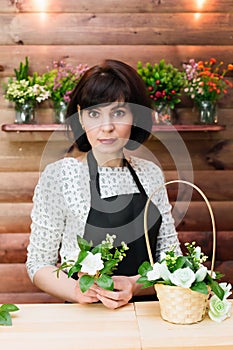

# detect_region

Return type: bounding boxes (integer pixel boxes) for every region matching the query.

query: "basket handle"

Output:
[144,180,216,275]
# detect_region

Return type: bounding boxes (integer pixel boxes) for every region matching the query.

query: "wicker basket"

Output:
[144,180,216,325]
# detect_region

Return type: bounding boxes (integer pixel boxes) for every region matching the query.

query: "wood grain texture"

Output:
[0,13,232,45]
[0,45,233,77]
[0,292,63,304]
[0,233,29,262]
[1,170,233,202]
[1,0,232,13]
[0,201,232,233]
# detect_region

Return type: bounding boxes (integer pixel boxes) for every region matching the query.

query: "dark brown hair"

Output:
[66,59,153,151]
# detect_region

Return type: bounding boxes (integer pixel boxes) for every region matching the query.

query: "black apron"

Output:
[83,150,162,277]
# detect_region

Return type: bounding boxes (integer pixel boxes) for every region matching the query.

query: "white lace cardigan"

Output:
[26,156,181,281]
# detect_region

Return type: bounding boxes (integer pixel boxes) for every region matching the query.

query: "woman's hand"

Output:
[74,272,99,304]
[92,275,134,309]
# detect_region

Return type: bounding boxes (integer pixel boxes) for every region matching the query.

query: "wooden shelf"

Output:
[152,124,225,132]
[1,123,68,142]
[1,123,66,132]
[2,123,225,132]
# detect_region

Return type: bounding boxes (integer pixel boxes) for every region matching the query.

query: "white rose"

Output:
[80,252,104,276]
[147,262,161,281]
[159,261,171,282]
[195,266,207,282]
[170,267,196,288]
[208,295,232,322]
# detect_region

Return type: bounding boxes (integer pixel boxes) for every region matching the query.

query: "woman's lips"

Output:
[98,138,117,144]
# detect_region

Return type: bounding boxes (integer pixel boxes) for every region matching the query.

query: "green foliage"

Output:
[14,57,29,80]
[137,59,185,109]
[137,242,226,300]
[56,234,128,293]
[0,304,19,326]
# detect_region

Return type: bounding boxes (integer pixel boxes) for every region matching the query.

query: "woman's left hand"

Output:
[92,275,134,309]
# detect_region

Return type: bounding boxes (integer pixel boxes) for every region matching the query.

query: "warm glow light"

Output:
[194,13,201,21]
[39,12,47,22]
[196,0,206,10]
[32,0,47,12]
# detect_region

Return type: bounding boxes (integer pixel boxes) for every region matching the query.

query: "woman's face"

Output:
[81,101,133,158]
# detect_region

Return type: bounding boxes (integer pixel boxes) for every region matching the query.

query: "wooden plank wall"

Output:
[0,0,232,303]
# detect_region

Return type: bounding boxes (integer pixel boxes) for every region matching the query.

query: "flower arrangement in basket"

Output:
[56,234,128,293]
[137,180,232,324]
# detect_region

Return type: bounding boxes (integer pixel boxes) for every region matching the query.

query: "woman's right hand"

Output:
[74,272,99,304]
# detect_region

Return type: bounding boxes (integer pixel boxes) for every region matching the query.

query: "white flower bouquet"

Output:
[138,179,232,324]
[56,234,128,293]
[137,242,232,323]
[4,57,50,107]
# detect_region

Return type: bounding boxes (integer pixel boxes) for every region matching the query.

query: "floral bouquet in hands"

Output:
[137,242,232,323]
[56,234,128,293]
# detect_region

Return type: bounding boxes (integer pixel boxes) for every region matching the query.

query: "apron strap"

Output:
[87,150,147,197]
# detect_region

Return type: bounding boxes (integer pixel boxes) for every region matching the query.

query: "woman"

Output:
[26,59,181,309]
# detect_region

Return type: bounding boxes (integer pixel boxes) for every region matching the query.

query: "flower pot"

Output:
[154,103,173,125]
[15,102,35,124]
[155,284,209,324]
[197,100,218,124]
[54,101,67,124]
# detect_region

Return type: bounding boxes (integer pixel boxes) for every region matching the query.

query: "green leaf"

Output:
[136,276,155,288]
[101,260,118,274]
[138,261,152,276]
[67,265,81,278]
[79,275,95,293]
[191,281,209,295]
[173,256,187,270]
[96,274,114,291]
[77,250,88,264]
[0,304,19,312]
[206,275,225,300]
[77,236,92,251]
[0,311,12,326]
[91,244,102,254]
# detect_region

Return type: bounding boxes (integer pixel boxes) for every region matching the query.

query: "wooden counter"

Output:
[0,301,232,350]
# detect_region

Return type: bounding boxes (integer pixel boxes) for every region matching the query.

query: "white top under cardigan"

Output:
[26,156,181,282]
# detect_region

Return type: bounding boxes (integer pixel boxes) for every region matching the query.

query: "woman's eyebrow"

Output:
[111,102,127,110]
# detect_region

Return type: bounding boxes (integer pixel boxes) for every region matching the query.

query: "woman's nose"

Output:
[100,115,114,131]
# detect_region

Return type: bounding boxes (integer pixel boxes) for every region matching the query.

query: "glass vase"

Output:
[54,101,67,124]
[15,102,35,124]
[154,103,173,125]
[197,100,218,124]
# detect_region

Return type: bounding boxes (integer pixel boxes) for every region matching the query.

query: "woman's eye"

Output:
[88,110,100,118]
[112,109,125,118]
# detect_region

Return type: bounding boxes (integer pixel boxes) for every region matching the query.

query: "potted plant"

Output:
[183,58,233,124]
[4,57,50,124]
[41,60,89,123]
[137,60,185,124]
